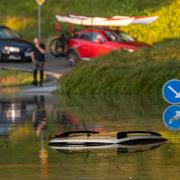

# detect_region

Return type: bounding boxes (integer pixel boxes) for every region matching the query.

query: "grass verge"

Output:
[58,39,180,97]
[0,69,32,88]
[0,0,179,43]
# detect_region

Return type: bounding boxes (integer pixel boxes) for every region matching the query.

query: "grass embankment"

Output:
[0,70,32,87]
[59,39,180,96]
[0,0,180,43]
[1,0,180,96]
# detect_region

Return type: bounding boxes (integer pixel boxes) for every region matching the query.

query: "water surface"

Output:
[0,94,179,180]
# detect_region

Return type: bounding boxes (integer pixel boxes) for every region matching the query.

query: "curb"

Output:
[0,66,62,79]
[0,66,62,94]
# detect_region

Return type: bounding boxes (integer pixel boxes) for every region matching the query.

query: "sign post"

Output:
[35,0,46,40]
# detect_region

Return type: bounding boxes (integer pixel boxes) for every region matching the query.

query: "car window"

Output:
[119,32,135,42]
[104,30,120,42]
[92,32,105,43]
[0,29,20,39]
[78,32,92,41]
[0,30,6,39]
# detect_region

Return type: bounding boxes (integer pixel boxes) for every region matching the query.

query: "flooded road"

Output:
[0,94,180,180]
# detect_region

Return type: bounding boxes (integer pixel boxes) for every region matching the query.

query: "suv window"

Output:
[0,30,5,39]
[104,30,120,42]
[0,29,20,39]
[78,32,92,41]
[119,32,135,42]
[92,32,105,43]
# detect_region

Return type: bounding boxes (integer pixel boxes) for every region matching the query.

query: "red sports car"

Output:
[67,29,149,64]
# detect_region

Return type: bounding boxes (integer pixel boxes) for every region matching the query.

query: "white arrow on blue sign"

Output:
[162,79,180,104]
[163,105,180,130]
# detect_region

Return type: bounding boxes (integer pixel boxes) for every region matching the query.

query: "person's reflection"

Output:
[32,96,48,178]
[56,111,81,135]
[32,96,47,137]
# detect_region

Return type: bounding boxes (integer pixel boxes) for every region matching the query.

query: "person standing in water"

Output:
[32,37,46,86]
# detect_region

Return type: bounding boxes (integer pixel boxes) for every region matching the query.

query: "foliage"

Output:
[59,39,180,96]
[0,0,179,43]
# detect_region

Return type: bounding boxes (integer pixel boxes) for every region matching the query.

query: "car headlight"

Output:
[3,46,20,53]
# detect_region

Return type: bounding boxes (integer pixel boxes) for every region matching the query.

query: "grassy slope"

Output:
[0,0,179,43]
[56,0,180,96]
[59,39,180,96]
[1,0,180,96]
[0,70,32,87]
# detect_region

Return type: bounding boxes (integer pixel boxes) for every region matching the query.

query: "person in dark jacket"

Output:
[32,37,46,86]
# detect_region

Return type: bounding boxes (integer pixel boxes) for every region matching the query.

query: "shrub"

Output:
[59,39,180,96]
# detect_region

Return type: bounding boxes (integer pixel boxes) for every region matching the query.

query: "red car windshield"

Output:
[104,30,135,43]
[104,30,120,42]
[74,30,135,43]
[119,31,135,42]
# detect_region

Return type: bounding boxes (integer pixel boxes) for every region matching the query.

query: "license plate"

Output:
[25,52,32,57]
[9,55,21,60]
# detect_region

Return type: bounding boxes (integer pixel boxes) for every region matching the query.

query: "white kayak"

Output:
[49,131,167,151]
[56,15,134,27]
[111,15,158,24]
[56,14,158,27]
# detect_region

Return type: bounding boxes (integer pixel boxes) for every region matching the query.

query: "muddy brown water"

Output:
[0,93,179,180]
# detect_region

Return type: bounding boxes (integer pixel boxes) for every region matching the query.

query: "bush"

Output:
[59,39,180,96]
[0,0,179,42]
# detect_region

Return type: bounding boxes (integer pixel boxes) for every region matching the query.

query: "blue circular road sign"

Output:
[163,105,180,130]
[162,79,180,104]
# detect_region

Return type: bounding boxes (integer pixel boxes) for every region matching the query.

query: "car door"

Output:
[75,32,93,58]
[89,32,112,58]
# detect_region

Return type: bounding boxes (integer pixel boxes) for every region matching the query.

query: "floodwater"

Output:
[0,93,180,180]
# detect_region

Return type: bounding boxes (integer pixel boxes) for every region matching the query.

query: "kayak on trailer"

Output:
[49,130,167,151]
[56,14,158,27]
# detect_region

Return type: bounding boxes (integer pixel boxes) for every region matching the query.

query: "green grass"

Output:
[0,70,32,87]
[0,0,179,44]
[1,0,180,96]
[59,39,180,96]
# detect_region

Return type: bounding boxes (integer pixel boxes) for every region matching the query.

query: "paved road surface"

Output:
[0,53,72,76]
[0,53,72,94]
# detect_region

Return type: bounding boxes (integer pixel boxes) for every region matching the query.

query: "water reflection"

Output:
[0,96,36,137]
[117,143,162,153]
[54,111,101,137]
[32,96,47,137]
[0,94,179,179]
[32,96,48,178]
[49,140,164,154]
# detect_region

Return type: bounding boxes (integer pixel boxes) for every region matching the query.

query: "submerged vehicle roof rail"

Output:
[51,130,99,139]
[117,131,162,139]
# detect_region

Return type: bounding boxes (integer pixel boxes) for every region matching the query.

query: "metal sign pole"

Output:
[38,5,42,40]
[35,0,46,40]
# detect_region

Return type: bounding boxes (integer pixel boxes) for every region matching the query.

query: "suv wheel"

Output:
[49,38,65,57]
[67,50,79,66]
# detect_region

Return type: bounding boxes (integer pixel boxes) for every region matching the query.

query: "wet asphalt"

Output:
[0,53,72,94]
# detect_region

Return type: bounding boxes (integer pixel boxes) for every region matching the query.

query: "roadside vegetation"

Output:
[59,39,180,96]
[1,0,179,96]
[0,0,179,43]
[0,70,32,88]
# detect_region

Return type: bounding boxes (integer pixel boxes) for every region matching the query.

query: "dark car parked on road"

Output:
[0,26,33,62]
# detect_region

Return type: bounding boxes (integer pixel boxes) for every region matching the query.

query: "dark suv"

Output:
[0,26,33,62]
